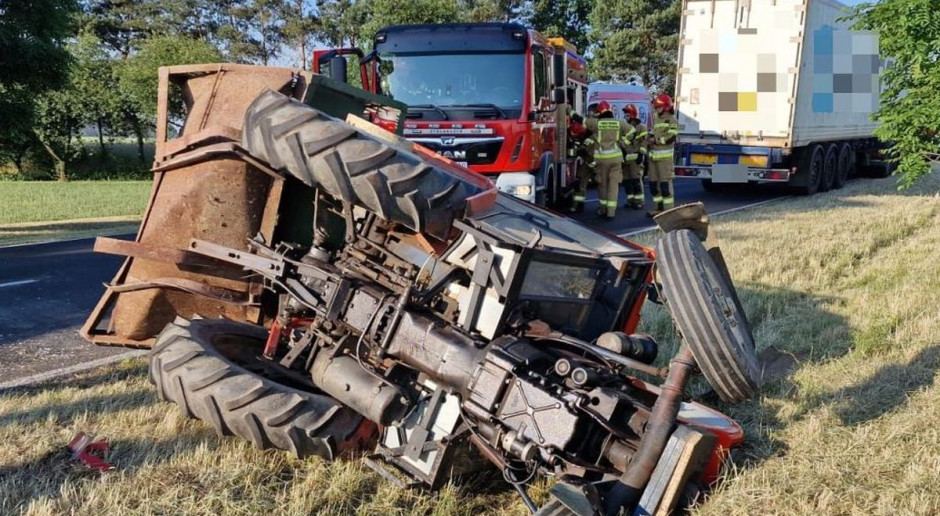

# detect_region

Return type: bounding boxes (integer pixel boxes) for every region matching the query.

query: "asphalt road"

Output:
[569,179,787,234]
[0,180,785,386]
[0,236,134,383]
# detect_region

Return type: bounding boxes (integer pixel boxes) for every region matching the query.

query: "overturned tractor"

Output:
[83,64,761,515]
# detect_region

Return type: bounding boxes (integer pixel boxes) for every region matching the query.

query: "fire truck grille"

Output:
[411,137,504,165]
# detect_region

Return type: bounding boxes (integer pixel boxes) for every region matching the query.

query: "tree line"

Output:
[0,0,934,185]
[0,0,682,180]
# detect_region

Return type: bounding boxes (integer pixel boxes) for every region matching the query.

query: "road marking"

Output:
[0,350,148,391]
[616,195,789,238]
[0,279,40,288]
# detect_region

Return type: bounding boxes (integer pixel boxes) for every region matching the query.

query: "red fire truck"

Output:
[324,24,588,207]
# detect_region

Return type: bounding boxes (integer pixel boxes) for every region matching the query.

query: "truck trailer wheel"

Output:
[655,230,760,403]
[242,90,490,241]
[149,317,371,459]
[791,144,824,196]
[833,143,854,189]
[819,144,838,192]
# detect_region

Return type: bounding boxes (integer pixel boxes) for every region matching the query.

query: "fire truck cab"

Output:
[369,23,585,206]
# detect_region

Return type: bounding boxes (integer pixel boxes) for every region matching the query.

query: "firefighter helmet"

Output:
[623,104,639,119]
[653,94,673,111]
[596,100,613,115]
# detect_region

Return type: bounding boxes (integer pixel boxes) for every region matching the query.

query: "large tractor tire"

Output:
[242,90,492,241]
[149,317,370,459]
[655,230,760,403]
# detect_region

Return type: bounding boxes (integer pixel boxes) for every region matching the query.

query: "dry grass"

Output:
[0,361,547,516]
[635,171,940,515]
[1,173,939,515]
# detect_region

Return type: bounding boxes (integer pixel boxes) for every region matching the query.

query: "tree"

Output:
[216,0,292,64]
[283,0,320,69]
[0,0,76,174]
[588,0,680,93]
[360,0,465,47]
[86,0,159,58]
[116,35,221,157]
[527,0,592,51]
[70,33,124,157]
[851,0,940,187]
[33,87,85,181]
[466,0,523,22]
[317,0,371,48]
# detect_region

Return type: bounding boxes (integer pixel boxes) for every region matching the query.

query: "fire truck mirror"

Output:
[552,87,566,105]
[552,53,565,88]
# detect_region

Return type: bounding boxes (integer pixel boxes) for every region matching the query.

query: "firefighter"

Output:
[568,113,592,213]
[585,100,630,219]
[620,104,648,210]
[647,93,679,217]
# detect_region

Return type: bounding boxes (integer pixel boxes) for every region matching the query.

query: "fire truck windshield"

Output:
[382,53,525,116]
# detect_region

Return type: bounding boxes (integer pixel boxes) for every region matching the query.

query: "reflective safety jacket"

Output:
[585,116,631,163]
[622,122,648,161]
[650,111,679,161]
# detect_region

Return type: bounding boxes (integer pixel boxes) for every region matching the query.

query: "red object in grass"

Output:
[67,432,114,472]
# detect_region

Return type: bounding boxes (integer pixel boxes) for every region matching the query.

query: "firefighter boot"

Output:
[629,179,645,210]
[646,182,663,218]
[646,181,670,217]
[646,200,665,218]
[570,190,585,213]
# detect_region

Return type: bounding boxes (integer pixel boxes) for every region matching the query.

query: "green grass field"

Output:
[0,181,151,245]
[0,172,938,515]
[0,181,151,225]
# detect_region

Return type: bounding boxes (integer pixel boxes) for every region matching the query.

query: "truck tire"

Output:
[242,90,491,241]
[149,317,370,460]
[819,144,838,192]
[833,142,854,189]
[655,230,760,403]
[792,144,823,196]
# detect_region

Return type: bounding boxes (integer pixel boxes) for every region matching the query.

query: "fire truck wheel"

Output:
[149,317,372,459]
[242,90,490,241]
[655,229,760,403]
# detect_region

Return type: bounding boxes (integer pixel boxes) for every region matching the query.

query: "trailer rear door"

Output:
[676,0,806,147]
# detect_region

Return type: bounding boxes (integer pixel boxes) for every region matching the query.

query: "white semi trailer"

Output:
[673,0,891,194]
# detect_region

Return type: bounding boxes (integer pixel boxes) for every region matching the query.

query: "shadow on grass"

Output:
[0,435,211,514]
[0,362,153,428]
[0,361,148,398]
[657,285,855,471]
[818,344,940,426]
